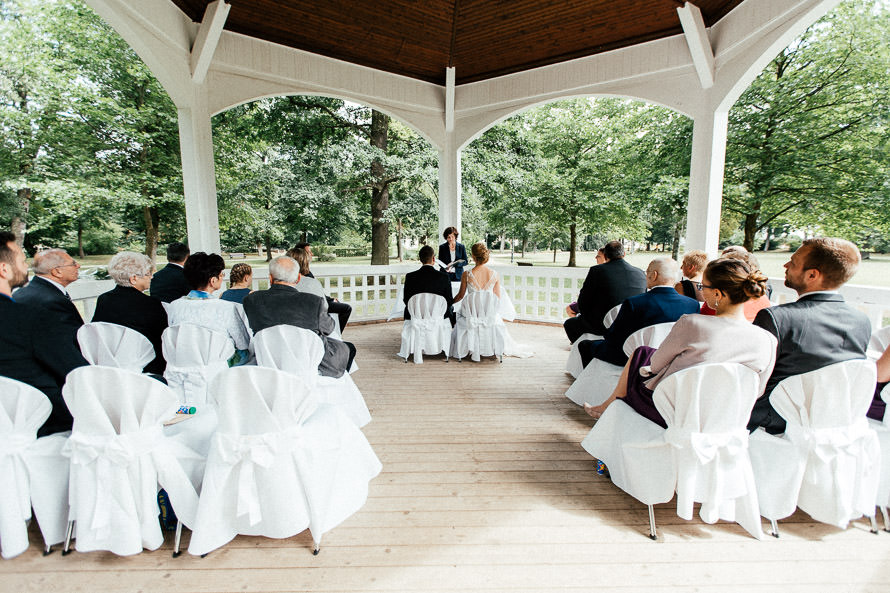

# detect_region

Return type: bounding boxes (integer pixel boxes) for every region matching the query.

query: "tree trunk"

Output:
[396,218,403,262]
[521,236,527,258]
[743,211,759,252]
[763,226,772,252]
[370,110,390,265]
[11,187,31,247]
[568,222,577,267]
[264,232,273,262]
[671,224,681,260]
[77,221,85,258]
[499,233,506,251]
[255,241,263,257]
[552,243,557,263]
[142,206,159,261]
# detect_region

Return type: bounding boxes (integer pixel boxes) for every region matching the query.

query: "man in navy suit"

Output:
[12,247,84,347]
[0,232,87,436]
[578,257,700,368]
[749,238,871,434]
[403,245,455,326]
[564,241,647,343]
[150,242,191,303]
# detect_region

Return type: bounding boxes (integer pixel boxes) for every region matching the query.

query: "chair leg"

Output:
[43,544,53,556]
[62,520,75,555]
[869,514,879,534]
[881,506,890,532]
[313,540,320,555]
[647,505,657,540]
[769,519,779,538]
[172,521,183,557]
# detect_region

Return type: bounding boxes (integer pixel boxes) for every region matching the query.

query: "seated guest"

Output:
[566,249,605,318]
[166,252,252,364]
[150,242,190,303]
[0,231,87,436]
[749,237,871,434]
[92,251,168,374]
[578,257,700,368]
[242,256,355,378]
[868,347,890,421]
[220,263,253,304]
[404,245,455,326]
[289,241,351,332]
[287,246,328,304]
[13,247,83,346]
[701,249,771,321]
[584,258,777,426]
[564,240,647,343]
[675,250,708,302]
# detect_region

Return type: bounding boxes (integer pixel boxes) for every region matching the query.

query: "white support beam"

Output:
[190,0,230,84]
[677,2,715,89]
[685,108,729,255]
[445,67,456,132]
[178,90,221,254]
[438,137,461,238]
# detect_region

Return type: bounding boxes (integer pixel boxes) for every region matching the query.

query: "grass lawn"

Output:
[72,249,890,289]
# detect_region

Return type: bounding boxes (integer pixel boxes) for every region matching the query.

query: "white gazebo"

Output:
[83,0,843,256]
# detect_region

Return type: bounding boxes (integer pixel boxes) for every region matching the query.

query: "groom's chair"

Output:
[398,293,452,363]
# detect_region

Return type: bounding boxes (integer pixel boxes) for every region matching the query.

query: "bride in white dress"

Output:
[453,242,533,358]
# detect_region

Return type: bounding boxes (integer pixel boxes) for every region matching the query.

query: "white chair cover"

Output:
[748,359,880,528]
[873,385,890,510]
[564,304,621,379]
[77,322,155,372]
[867,325,890,360]
[61,367,201,555]
[253,325,371,427]
[398,294,452,363]
[162,324,234,405]
[566,322,675,407]
[188,367,382,556]
[583,363,764,539]
[451,291,505,362]
[0,378,69,559]
[654,363,764,539]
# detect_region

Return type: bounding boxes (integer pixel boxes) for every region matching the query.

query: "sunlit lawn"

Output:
[73,249,890,289]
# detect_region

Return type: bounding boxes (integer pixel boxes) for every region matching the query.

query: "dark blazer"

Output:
[91,285,168,374]
[589,286,701,366]
[577,258,647,335]
[438,242,467,282]
[403,265,454,323]
[13,275,83,347]
[749,292,871,434]
[0,295,88,436]
[150,263,191,303]
[242,284,351,378]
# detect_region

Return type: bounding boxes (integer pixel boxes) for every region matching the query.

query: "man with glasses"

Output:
[748,238,870,434]
[0,232,87,436]
[13,247,84,346]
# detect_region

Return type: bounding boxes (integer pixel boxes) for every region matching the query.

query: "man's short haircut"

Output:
[602,241,625,260]
[108,251,153,287]
[269,256,300,283]
[681,250,708,273]
[648,257,680,285]
[289,247,312,275]
[166,242,190,263]
[0,231,17,266]
[800,237,860,288]
[32,249,71,275]
[182,252,225,290]
[419,245,435,264]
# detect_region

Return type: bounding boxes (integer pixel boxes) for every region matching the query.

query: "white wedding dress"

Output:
[464,268,533,358]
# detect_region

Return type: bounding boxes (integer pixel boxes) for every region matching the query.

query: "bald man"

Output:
[13,248,84,346]
[578,257,701,368]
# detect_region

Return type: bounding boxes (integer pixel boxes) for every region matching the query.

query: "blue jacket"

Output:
[438,242,467,282]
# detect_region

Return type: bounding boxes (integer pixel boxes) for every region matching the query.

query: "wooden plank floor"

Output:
[4,322,890,592]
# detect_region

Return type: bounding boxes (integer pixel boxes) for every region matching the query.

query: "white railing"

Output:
[68,265,890,328]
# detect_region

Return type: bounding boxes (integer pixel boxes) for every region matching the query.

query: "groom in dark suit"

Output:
[404,245,455,326]
[748,238,871,434]
[13,248,84,347]
[0,232,87,436]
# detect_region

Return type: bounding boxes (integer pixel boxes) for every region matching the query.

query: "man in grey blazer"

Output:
[242,255,355,378]
[749,238,871,434]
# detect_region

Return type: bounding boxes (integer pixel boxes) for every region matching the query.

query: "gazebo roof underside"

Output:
[170,0,745,85]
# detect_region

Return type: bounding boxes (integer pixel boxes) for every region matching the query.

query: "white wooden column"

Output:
[685,108,729,256]
[177,88,221,254]
[437,140,461,239]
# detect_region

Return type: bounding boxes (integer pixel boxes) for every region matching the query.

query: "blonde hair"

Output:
[681,250,708,274]
[229,263,252,285]
[471,242,489,264]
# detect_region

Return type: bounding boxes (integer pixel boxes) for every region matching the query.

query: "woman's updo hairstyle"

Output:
[471,242,489,264]
[703,258,768,305]
[229,263,252,285]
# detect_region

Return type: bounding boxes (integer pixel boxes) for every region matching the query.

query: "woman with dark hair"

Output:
[220,263,253,304]
[166,252,251,363]
[437,226,467,282]
[584,258,777,427]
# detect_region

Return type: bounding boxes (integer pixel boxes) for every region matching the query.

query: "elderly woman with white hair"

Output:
[92,251,168,374]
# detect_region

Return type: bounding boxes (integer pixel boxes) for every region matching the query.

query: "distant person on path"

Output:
[563,241,647,344]
[437,226,467,282]
[150,242,191,303]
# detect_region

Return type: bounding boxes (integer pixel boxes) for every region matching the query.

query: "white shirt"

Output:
[38,275,70,297]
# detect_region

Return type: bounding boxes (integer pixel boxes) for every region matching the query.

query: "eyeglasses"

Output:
[54,262,80,269]
[696,282,714,291]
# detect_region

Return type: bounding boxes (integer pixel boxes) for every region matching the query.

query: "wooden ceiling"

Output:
[170,0,745,85]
